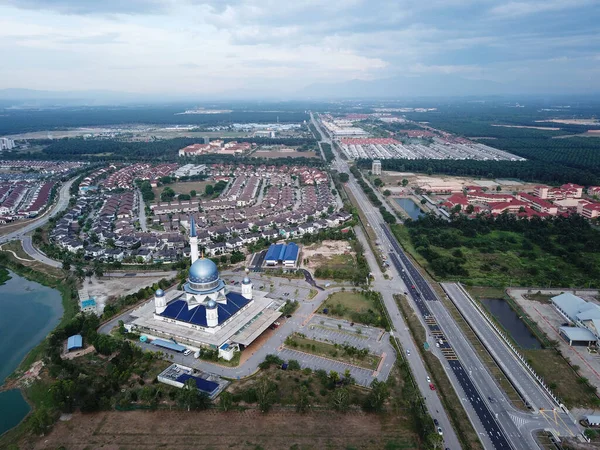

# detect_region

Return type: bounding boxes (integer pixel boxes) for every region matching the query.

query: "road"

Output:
[22,235,62,268]
[137,188,148,232]
[0,177,76,245]
[311,113,462,449]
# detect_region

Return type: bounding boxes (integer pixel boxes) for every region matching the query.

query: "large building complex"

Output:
[552,293,600,346]
[129,219,283,353]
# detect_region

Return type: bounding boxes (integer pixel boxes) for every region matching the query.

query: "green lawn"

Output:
[285,333,381,370]
[320,291,372,319]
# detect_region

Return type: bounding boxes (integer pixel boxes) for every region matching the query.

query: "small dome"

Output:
[206,299,217,309]
[243,276,251,284]
[155,289,165,297]
[189,258,219,284]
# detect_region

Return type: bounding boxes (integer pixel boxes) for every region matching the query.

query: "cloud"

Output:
[0,0,598,95]
[2,0,166,15]
[489,0,594,18]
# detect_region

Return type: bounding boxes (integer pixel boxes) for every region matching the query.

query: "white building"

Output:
[372,160,382,175]
[129,217,283,352]
[552,293,600,346]
[0,137,15,151]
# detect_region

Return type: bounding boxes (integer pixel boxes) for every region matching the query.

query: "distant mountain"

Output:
[0,88,163,107]
[298,74,509,99]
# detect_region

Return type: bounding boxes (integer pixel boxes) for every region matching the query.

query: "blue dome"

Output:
[206,299,217,309]
[155,289,165,297]
[242,276,251,285]
[189,258,219,284]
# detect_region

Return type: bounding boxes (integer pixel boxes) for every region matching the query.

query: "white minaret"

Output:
[242,272,253,300]
[155,289,167,314]
[206,299,218,327]
[189,215,199,264]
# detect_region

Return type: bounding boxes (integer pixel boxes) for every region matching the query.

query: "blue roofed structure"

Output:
[264,242,300,268]
[176,373,219,395]
[67,334,83,351]
[152,339,187,352]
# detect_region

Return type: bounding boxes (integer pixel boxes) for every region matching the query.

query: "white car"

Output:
[437,427,443,436]
[427,376,431,383]
[183,349,191,356]
[406,349,410,356]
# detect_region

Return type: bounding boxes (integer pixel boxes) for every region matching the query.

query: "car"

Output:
[426,376,431,383]
[230,280,235,284]
[433,419,439,426]
[284,292,290,296]
[429,383,436,391]
[488,396,495,403]
[183,349,191,356]
[437,427,443,436]
[406,349,410,356]
[411,285,415,289]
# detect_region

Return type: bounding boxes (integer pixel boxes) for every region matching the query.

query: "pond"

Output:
[395,198,425,220]
[480,298,542,349]
[0,270,63,436]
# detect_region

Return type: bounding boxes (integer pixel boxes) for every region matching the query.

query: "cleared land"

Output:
[152,180,211,198]
[252,150,319,158]
[284,333,381,370]
[302,240,355,271]
[31,409,418,450]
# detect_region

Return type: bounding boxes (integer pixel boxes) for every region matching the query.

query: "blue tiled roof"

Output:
[67,334,83,350]
[176,373,219,394]
[265,243,284,261]
[158,292,251,327]
[283,242,299,262]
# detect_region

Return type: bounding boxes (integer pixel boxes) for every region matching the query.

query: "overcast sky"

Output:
[0,0,599,97]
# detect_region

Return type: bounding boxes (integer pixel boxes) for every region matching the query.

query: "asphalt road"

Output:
[311,114,462,450]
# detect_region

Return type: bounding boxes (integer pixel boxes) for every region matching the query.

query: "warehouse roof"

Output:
[559,326,597,342]
[67,334,83,351]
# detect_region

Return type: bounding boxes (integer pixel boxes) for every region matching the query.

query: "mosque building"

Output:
[129,216,283,359]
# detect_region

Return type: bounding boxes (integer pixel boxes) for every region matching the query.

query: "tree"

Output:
[402,178,409,187]
[30,406,54,435]
[205,184,214,196]
[161,187,176,202]
[256,377,277,413]
[339,173,349,183]
[295,386,310,413]
[331,388,349,412]
[62,260,71,271]
[383,189,391,197]
[373,178,383,187]
[177,379,210,411]
[190,189,197,197]
[420,198,427,205]
[219,391,234,412]
[364,380,389,412]
[465,204,474,214]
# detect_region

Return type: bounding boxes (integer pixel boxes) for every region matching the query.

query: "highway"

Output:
[311,113,462,449]
[311,113,548,448]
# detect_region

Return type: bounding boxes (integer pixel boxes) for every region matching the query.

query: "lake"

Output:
[395,198,425,220]
[0,270,63,436]
[480,298,542,349]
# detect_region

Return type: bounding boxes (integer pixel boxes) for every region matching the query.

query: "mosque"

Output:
[129,217,283,359]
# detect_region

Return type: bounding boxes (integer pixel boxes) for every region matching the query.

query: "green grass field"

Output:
[320,291,374,319]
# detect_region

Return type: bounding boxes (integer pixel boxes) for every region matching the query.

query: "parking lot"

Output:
[306,315,387,352]
[221,271,313,303]
[278,348,376,386]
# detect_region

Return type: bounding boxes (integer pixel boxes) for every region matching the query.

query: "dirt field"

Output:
[32,409,418,450]
[152,180,211,198]
[301,240,354,270]
[79,272,176,311]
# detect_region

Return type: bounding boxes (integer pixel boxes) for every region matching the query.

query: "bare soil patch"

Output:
[302,240,354,271]
[32,409,418,450]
